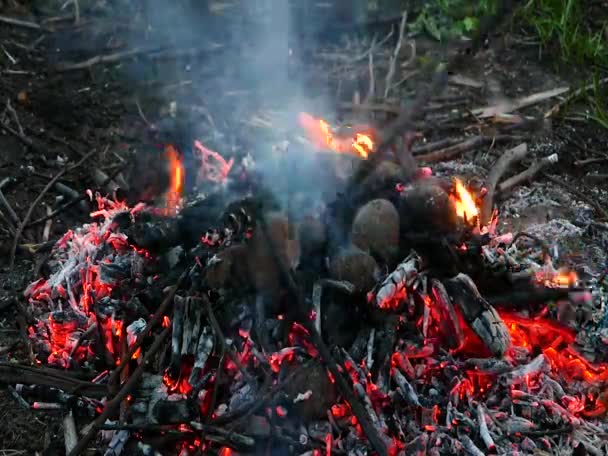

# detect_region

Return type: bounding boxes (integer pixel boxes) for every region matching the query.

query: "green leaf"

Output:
[462,16,479,32]
[423,13,442,41]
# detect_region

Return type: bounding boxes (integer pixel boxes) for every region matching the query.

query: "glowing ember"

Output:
[194,140,234,184]
[298,112,375,158]
[451,178,479,221]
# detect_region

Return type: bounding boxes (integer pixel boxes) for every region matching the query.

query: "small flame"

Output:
[298,112,374,158]
[164,145,184,216]
[451,179,479,221]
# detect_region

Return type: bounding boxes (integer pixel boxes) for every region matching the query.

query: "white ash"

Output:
[523,219,584,243]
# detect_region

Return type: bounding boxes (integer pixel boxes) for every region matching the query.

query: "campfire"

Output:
[11,119,608,456]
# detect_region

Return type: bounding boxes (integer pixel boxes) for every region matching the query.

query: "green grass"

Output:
[520,0,607,67]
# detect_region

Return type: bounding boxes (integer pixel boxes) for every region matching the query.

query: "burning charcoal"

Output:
[188,326,214,387]
[162,246,184,270]
[169,295,186,376]
[127,217,181,251]
[99,260,132,284]
[445,273,511,357]
[181,298,203,356]
[351,198,399,264]
[329,248,379,294]
[372,252,420,311]
[504,354,550,383]
[284,363,337,421]
[104,429,130,456]
[391,367,420,406]
[460,435,485,456]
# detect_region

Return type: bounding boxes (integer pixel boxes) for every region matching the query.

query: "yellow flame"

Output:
[452,179,478,220]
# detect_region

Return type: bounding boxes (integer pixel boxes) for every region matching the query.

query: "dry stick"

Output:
[68,327,170,456]
[107,267,191,387]
[384,11,408,99]
[415,134,524,163]
[0,188,20,227]
[412,137,462,155]
[364,40,376,104]
[26,165,126,228]
[0,363,107,398]
[256,214,389,456]
[545,77,608,118]
[472,86,570,118]
[0,15,43,30]
[55,45,223,72]
[480,143,528,225]
[8,151,95,271]
[497,153,559,193]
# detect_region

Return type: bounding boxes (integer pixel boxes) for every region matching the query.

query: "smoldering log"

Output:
[169,295,186,375]
[430,279,464,350]
[374,252,420,310]
[445,273,511,357]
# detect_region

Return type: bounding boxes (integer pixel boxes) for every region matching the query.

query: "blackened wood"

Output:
[445,273,511,357]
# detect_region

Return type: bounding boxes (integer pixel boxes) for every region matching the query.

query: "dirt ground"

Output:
[1,1,608,454]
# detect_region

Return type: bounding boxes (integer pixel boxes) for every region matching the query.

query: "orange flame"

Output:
[164,145,184,216]
[299,112,374,158]
[451,179,479,221]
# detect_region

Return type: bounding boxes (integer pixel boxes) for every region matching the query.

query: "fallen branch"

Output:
[497,153,559,193]
[55,45,223,72]
[480,143,528,225]
[68,327,170,456]
[415,135,524,163]
[472,86,569,118]
[0,363,107,398]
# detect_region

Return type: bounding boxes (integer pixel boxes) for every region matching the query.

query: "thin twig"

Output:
[25,165,126,228]
[364,36,377,104]
[415,135,524,163]
[9,150,96,272]
[0,15,43,30]
[0,188,20,227]
[384,11,408,99]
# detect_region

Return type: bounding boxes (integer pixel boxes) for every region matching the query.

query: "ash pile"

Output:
[9,119,608,456]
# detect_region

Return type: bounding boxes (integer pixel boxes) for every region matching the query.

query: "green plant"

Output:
[410,0,496,41]
[521,0,607,66]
